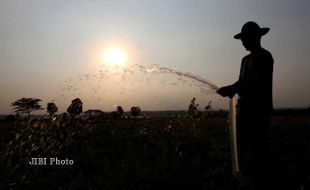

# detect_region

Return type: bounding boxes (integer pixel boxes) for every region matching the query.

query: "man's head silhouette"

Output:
[234,21,269,39]
[234,21,270,51]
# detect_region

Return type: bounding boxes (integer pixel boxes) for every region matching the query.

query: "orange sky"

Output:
[1,0,310,114]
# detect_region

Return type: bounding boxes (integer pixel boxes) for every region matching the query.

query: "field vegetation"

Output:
[0,113,309,189]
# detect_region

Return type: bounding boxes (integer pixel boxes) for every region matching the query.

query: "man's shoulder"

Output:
[241,54,251,62]
[254,48,274,63]
[241,48,273,62]
[260,48,273,57]
[262,49,274,65]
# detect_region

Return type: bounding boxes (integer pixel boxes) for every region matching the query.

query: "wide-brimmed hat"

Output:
[234,21,270,39]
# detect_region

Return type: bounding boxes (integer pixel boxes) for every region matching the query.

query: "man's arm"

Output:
[217,81,240,98]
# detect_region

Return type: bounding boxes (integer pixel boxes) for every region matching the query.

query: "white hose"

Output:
[230,95,239,175]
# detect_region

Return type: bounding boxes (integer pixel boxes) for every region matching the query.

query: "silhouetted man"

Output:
[217,22,274,184]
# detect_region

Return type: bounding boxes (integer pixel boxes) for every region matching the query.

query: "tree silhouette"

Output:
[67,98,83,118]
[11,98,43,119]
[117,106,124,117]
[47,102,58,118]
[131,106,141,117]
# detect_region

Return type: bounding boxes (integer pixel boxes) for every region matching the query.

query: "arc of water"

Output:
[137,64,219,91]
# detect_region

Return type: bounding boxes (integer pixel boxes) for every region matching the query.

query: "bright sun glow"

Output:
[102,47,127,67]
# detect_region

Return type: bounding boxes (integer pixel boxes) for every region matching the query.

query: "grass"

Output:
[0,116,309,189]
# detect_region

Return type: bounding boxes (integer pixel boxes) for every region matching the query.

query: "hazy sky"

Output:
[1,0,310,114]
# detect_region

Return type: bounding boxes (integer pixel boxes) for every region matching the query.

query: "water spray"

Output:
[143,63,240,175]
[137,64,219,91]
[144,64,240,175]
[55,63,239,176]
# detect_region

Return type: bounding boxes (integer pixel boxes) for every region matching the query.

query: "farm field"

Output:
[0,115,309,190]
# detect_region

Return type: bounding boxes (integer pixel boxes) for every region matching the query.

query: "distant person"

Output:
[217,22,274,185]
[190,97,196,106]
[205,100,212,116]
[188,97,199,117]
[67,98,83,118]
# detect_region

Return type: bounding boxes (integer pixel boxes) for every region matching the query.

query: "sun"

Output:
[102,47,127,67]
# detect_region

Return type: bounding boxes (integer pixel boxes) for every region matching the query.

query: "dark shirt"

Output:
[234,48,274,114]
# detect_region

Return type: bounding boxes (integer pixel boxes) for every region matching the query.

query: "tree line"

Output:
[9,97,142,120]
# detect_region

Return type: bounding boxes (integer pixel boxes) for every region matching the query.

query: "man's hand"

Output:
[217,85,236,98]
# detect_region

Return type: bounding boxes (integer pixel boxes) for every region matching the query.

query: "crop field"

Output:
[0,115,309,190]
